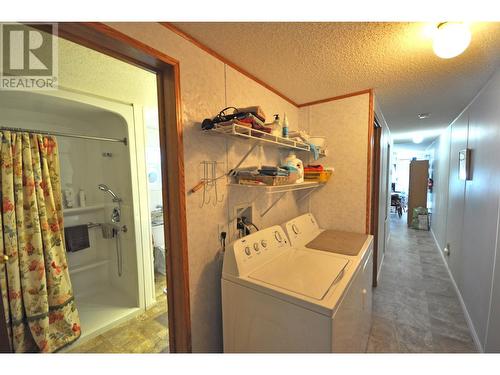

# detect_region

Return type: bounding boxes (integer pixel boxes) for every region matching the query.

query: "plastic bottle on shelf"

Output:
[64,189,74,208]
[79,188,86,207]
[270,114,282,137]
[283,151,304,184]
[282,113,289,138]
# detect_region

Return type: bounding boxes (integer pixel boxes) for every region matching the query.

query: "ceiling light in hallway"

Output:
[413,135,424,144]
[432,22,471,59]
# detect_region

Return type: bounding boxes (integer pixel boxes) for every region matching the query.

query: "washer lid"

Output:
[248,249,348,300]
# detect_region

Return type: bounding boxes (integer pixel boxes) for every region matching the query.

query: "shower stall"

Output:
[0,89,157,344]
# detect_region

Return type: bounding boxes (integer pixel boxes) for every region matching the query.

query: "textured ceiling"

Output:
[173,22,500,142]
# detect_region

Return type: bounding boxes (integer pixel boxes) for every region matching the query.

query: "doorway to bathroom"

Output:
[0,23,190,353]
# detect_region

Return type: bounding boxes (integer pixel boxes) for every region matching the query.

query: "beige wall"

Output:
[300,94,371,234]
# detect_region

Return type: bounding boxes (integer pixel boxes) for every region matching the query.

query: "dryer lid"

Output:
[248,249,348,300]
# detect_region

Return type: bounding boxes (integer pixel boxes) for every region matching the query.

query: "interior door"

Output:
[370,124,381,285]
[407,160,429,226]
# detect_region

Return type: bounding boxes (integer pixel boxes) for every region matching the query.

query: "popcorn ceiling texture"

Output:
[172,22,500,140]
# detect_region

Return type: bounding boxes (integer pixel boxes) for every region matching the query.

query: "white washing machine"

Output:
[221,225,373,353]
[284,213,374,352]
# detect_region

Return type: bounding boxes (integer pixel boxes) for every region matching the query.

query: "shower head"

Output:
[97,184,122,202]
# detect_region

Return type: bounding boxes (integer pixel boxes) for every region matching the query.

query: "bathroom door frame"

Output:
[370,117,382,286]
[7,22,192,353]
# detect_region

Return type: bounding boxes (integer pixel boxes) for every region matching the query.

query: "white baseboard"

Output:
[430,229,484,353]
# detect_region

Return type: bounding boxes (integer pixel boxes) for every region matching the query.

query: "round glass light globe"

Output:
[433,23,471,59]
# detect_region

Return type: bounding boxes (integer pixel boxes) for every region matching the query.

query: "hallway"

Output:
[367,213,477,352]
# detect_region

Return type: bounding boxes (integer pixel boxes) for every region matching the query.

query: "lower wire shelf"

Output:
[228,181,321,194]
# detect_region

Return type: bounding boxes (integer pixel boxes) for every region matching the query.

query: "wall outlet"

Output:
[218,223,226,241]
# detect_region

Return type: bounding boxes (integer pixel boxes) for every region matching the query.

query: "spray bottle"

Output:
[282,113,289,138]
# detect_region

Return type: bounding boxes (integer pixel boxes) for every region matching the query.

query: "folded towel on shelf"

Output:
[259,170,289,177]
[235,106,266,123]
[236,170,260,178]
[307,142,320,160]
[281,165,298,173]
[305,165,324,172]
[217,119,252,128]
[64,225,90,252]
[259,166,289,177]
[260,165,281,172]
[233,166,260,177]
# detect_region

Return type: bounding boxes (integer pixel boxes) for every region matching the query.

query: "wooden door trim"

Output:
[298,88,373,108]
[24,22,191,353]
[160,22,299,107]
[370,117,382,287]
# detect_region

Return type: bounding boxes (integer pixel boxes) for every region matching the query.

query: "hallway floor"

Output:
[68,273,168,353]
[367,212,477,352]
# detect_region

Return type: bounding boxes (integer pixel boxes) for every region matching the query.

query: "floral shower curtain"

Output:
[0,131,81,353]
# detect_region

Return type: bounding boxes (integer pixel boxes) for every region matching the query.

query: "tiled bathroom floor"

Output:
[69,273,169,353]
[367,212,477,353]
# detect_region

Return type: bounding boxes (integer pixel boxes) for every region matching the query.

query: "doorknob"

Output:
[0,255,8,265]
[444,243,451,256]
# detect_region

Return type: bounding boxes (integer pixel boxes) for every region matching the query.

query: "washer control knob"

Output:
[274,231,282,242]
[253,243,260,252]
[244,247,251,256]
[261,240,267,248]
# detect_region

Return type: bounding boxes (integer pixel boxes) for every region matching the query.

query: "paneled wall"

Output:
[429,69,500,352]
[299,93,371,234]
[428,126,451,250]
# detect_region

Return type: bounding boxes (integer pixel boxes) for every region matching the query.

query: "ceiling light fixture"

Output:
[413,135,424,144]
[418,113,431,119]
[432,22,471,59]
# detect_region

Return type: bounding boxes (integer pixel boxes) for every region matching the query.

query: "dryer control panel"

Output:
[284,213,323,247]
[224,225,290,277]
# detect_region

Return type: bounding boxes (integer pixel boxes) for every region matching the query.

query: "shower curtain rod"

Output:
[0,126,127,146]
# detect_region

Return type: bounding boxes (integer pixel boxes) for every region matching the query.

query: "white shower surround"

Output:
[0,88,159,344]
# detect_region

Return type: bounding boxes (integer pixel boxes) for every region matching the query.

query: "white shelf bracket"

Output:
[228,142,259,176]
[296,188,317,203]
[260,192,287,218]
